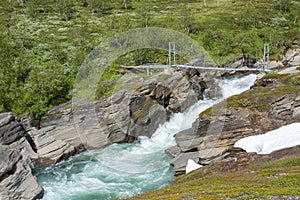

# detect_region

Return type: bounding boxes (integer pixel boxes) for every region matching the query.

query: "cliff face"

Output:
[0,113,44,200]
[168,72,300,175]
[27,68,213,166]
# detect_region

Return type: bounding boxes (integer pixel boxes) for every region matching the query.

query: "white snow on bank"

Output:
[186,159,202,174]
[234,123,300,154]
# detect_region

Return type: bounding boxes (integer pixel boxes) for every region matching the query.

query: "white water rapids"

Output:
[36,74,257,200]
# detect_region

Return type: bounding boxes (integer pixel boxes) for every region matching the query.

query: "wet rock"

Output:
[139,79,158,95]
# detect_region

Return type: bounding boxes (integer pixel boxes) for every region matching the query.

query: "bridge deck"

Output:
[123,65,271,72]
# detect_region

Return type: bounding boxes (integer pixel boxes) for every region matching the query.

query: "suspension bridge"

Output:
[122,42,272,76]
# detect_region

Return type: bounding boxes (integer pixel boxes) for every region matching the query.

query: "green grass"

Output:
[127,156,300,200]
[262,72,283,79]
[95,63,122,98]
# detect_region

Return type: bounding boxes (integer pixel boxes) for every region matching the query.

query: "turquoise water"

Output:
[36,74,257,200]
[36,143,174,200]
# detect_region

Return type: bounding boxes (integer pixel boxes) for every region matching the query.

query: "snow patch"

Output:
[235,123,300,154]
[186,159,202,174]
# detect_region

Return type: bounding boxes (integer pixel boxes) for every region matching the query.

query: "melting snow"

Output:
[234,123,300,154]
[186,159,202,174]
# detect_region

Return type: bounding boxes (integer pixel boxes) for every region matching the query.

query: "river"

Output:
[36,74,257,200]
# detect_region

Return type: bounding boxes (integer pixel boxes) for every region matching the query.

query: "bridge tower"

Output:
[168,42,176,67]
[263,44,270,70]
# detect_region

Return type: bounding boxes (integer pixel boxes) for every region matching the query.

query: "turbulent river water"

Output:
[36,74,257,200]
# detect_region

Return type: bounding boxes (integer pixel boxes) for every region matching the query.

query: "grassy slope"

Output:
[227,73,300,111]
[127,155,300,200]
[0,0,299,118]
[201,72,300,118]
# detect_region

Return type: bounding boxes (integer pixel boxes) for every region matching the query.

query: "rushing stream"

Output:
[36,74,257,200]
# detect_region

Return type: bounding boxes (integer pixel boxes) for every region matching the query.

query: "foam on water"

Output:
[36,74,257,200]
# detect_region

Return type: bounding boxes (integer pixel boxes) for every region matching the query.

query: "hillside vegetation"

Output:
[0,0,299,119]
[127,153,300,200]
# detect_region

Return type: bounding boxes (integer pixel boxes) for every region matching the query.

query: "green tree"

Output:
[21,61,71,119]
[0,32,15,112]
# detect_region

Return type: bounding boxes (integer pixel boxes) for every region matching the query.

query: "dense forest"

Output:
[0,0,299,119]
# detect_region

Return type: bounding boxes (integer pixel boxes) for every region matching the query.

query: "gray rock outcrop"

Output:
[168,81,300,175]
[0,113,43,200]
[31,68,210,165]
[282,47,300,67]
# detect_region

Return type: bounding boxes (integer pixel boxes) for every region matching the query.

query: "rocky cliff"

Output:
[28,68,213,166]
[168,71,300,175]
[0,113,43,200]
[0,67,214,199]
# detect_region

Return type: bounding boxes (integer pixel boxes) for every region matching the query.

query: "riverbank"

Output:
[127,65,300,199]
[35,73,258,200]
[128,145,300,200]
[167,70,300,176]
